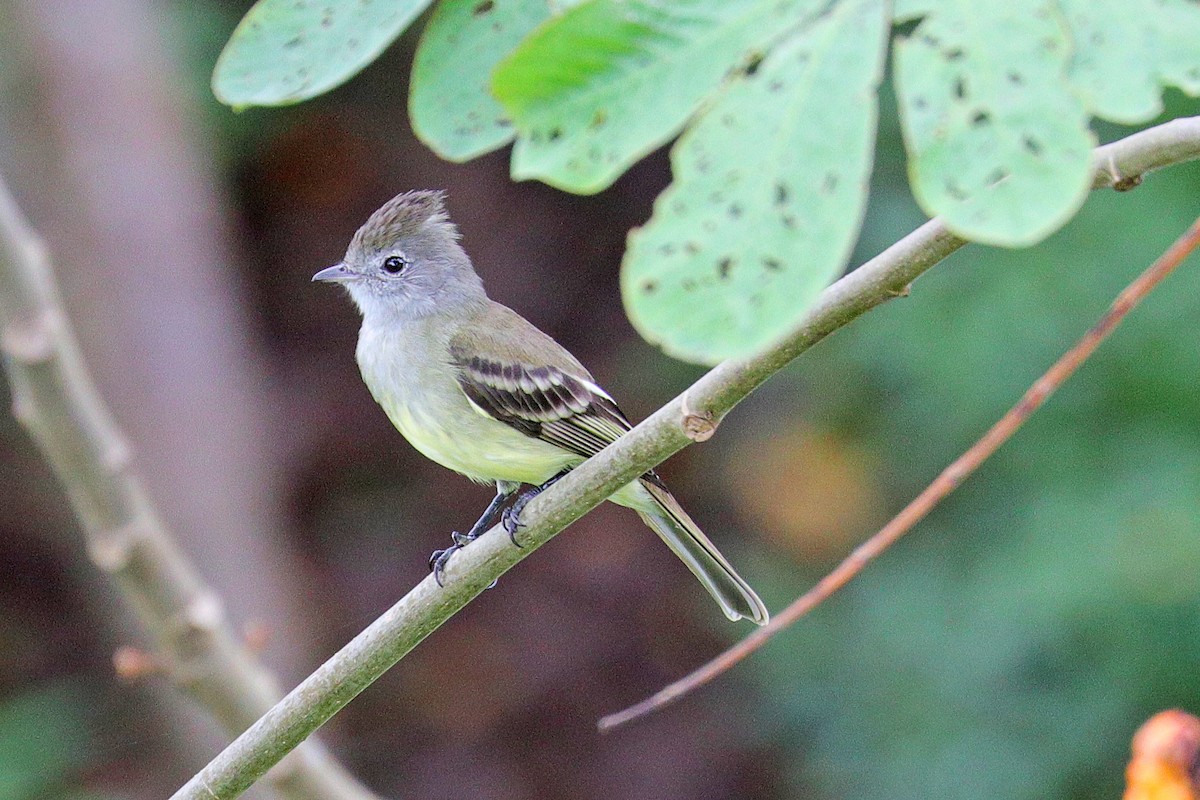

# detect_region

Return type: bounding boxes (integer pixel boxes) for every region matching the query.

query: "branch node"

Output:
[114,645,167,681]
[1113,173,1144,192]
[10,394,36,427]
[243,620,271,654]
[100,433,133,473]
[183,591,226,634]
[1106,152,1144,192]
[680,393,718,442]
[87,524,137,572]
[1,308,58,364]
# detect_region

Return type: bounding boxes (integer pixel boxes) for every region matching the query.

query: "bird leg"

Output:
[501,470,570,547]
[429,482,519,586]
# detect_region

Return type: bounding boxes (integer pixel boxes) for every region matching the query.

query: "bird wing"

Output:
[449,348,633,461]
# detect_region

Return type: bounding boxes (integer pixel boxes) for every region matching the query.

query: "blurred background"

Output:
[1,2,1199,799]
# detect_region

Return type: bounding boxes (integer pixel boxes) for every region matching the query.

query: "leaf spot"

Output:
[717,257,733,279]
[472,0,495,14]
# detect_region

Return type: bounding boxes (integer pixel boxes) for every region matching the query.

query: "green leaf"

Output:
[1058,0,1200,124]
[894,0,1095,247]
[212,0,432,108]
[410,0,555,161]
[621,0,888,365]
[0,682,91,800]
[492,0,818,194]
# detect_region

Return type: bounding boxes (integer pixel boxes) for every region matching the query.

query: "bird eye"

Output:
[381,255,408,274]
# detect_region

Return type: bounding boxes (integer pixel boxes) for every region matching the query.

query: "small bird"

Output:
[314,191,768,625]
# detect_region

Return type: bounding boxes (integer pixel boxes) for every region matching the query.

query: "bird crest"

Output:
[350,190,453,252]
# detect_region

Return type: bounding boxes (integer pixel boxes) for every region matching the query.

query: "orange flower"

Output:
[1125,710,1200,800]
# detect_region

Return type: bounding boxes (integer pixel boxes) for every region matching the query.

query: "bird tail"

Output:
[634,479,769,626]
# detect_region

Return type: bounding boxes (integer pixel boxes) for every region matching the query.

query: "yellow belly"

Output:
[379,391,580,486]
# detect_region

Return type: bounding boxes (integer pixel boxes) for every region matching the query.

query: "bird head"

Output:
[313,190,484,321]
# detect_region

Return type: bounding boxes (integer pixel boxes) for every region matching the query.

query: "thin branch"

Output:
[599,212,1200,731]
[168,116,1200,800]
[0,176,381,800]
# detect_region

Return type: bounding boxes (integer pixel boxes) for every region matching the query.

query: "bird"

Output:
[313,190,768,625]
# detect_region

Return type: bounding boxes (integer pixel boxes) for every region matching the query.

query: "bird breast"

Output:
[354,320,578,486]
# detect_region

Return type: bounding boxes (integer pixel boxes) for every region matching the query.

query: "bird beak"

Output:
[312,263,354,283]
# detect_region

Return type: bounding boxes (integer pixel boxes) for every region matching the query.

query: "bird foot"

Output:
[500,504,527,547]
[428,542,463,587]
[501,471,570,546]
[429,531,501,588]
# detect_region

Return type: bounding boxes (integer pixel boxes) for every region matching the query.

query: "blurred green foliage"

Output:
[742,96,1200,800]
[0,682,99,800]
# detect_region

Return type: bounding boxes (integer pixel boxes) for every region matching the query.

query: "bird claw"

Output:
[428,545,460,587]
[500,471,569,547]
[430,530,501,589]
[500,506,526,547]
[428,542,499,589]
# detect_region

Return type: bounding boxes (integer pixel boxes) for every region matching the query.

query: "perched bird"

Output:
[314,190,768,625]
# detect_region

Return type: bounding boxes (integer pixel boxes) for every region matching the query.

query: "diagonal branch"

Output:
[598,212,1200,731]
[168,115,1200,799]
[0,176,382,800]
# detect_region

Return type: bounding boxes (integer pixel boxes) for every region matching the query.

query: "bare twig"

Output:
[598,214,1200,731]
[0,176,381,800]
[168,117,1200,799]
